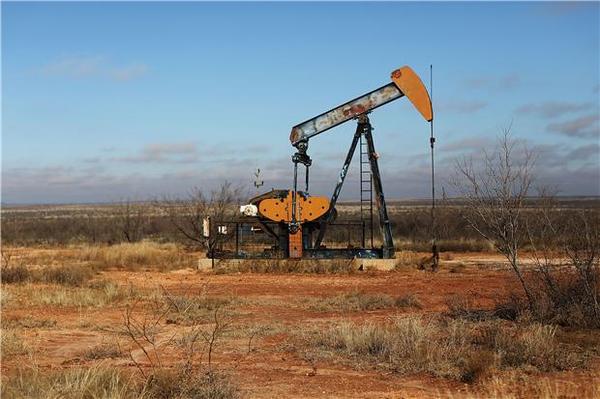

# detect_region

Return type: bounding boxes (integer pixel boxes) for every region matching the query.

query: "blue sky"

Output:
[2,1,599,204]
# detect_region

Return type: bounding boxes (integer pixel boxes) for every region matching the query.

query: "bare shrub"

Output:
[453,129,536,308]
[156,183,242,257]
[525,196,600,328]
[117,200,150,243]
[122,286,239,399]
[394,293,423,309]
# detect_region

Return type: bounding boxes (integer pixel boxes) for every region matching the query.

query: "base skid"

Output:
[210,247,386,259]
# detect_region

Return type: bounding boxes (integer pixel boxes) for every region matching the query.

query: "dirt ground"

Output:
[2,251,599,398]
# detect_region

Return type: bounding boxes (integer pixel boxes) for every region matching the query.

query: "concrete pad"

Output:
[197,258,398,272]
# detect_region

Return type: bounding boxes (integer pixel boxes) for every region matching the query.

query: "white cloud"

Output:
[39,55,148,82]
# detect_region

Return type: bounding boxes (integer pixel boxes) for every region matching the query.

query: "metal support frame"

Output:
[312,114,394,258]
[313,121,362,248]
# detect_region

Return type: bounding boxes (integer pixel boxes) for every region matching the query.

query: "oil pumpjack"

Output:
[235,65,433,259]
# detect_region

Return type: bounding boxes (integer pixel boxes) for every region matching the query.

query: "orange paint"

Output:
[391,66,433,122]
[259,191,329,223]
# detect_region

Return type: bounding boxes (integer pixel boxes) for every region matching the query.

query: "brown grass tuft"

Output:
[79,241,195,270]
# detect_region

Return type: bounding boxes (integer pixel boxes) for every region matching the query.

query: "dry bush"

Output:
[2,263,96,287]
[448,262,467,273]
[525,205,600,328]
[80,341,124,360]
[215,258,356,274]
[79,241,195,270]
[446,296,493,321]
[1,264,31,284]
[9,281,137,308]
[37,264,96,286]
[142,369,239,399]
[121,285,240,399]
[307,291,421,312]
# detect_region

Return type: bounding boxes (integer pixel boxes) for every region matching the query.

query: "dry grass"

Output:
[1,365,139,399]
[159,287,235,325]
[296,316,589,382]
[447,370,600,398]
[5,280,138,308]
[394,251,426,268]
[79,241,195,270]
[3,316,57,329]
[1,328,29,359]
[1,264,96,286]
[1,365,239,399]
[306,291,421,312]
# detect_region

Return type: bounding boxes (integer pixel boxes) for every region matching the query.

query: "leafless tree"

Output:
[453,128,536,308]
[117,199,150,243]
[155,182,243,258]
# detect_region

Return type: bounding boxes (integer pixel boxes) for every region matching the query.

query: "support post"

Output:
[362,115,394,257]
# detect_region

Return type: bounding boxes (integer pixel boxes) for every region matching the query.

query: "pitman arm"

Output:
[289,66,433,147]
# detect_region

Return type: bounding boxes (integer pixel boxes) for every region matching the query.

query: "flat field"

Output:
[1,201,599,398]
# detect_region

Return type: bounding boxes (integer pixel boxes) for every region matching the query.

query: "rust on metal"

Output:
[290,83,403,145]
[288,226,303,258]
